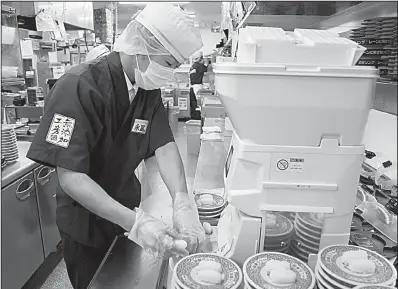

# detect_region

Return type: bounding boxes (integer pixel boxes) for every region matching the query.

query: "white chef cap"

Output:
[115,3,203,63]
[114,19,170,56]
[86,44,110,61]
[192,50,203,62]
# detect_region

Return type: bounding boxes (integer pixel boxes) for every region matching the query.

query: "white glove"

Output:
[173,192,206,254]
[127,208,189,259]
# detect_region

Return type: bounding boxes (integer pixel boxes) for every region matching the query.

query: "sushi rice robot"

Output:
[213,27,379,268]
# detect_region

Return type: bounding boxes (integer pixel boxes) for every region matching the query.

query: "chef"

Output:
[27,3,205,289]
[189,50,211,118]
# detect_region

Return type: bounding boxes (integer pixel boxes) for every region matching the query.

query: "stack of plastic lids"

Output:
[237,27,366,66]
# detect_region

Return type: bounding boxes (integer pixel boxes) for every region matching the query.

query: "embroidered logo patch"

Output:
[45,113,75,148]
[131,119,148,134]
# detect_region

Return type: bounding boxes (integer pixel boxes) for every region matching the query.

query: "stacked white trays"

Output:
[2,125,19,164]
[316,245,397,289]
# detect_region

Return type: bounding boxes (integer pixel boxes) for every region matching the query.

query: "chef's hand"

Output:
[127,208,189,259]
[173,192,206,254]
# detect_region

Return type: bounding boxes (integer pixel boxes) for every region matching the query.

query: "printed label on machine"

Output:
[178,97,188,111]
[276,158,304,173]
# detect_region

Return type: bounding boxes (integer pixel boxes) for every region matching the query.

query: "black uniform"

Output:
[27,52,174,288]
[189,62,208,85]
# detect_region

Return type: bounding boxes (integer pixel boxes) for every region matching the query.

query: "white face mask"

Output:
[134,54,176,90]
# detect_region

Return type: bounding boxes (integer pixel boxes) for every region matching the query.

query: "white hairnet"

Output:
[115,3,203,63]
[86,44,110,61]
[192,50,203,62]
[114,20,170,56]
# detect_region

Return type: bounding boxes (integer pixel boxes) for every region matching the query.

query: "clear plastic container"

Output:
[185,120,202,155]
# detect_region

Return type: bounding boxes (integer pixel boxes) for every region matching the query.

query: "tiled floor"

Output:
[37,121,197,289]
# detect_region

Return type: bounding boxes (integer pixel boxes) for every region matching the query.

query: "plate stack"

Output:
[263,213,294,254]
[243,252,316,289]
[2,125,19,164]
[172,253,242,289]
[291,212,324,262]
[194,193,227,226]
[316,245,397,289]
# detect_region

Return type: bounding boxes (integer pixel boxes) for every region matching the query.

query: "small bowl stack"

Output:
[243,252,316,289]
[194,193,227,226]
[172,253,243,289]
[2,125,19,164]
[316,245,397,289]
[291,212,324,262]
[263,213,294,254]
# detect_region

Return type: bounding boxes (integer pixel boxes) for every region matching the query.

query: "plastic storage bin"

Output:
[213,62,378,146]
[185,120,202,155]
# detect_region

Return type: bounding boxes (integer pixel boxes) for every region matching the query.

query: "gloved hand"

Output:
[173,192,206,254]
[127,208,189,259]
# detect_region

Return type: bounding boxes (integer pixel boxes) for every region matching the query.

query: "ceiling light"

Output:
[119,2,190,5]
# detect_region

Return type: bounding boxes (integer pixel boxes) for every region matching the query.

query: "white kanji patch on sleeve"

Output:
[45,113,76,148]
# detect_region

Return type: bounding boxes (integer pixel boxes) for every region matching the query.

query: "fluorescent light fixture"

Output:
[119,2,190,5]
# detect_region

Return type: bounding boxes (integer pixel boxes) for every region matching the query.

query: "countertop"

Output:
[1,141,40,188]
[88,236,168,289]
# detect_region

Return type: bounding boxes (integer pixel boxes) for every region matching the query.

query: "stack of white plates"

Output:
[172,253,243,289]
[316,245,397,289]
[194,193,227,226]
[263,213,294,254]
[243,252,316,289]
[291,212,324,262]
[1,125,19,164]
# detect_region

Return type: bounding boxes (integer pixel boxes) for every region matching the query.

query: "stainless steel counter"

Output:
[1,141,40,188]
[88,236,168,289]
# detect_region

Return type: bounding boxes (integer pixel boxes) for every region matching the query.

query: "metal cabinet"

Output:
[34,165,61,257]
[1,172,44,289]
[176,88,191,119]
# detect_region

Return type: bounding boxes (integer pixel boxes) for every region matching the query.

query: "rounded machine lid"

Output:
[213,62,379,78]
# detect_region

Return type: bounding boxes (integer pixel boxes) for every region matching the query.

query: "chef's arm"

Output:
[57,167,136,231]
[155,142,189,201]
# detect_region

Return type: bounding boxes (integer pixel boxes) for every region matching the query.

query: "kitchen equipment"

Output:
[237,27,366,66]
[212,27,379,268]
[1,172,45,289]
[34,166,61,257]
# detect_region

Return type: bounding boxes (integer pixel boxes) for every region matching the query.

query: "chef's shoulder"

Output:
[50,60,108,102]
